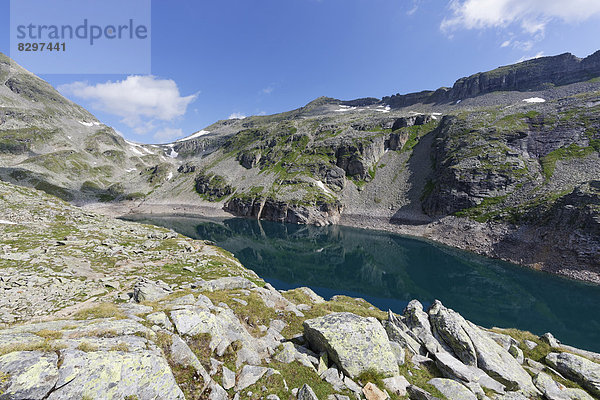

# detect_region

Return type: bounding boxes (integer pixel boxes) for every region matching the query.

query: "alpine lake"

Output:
[126,215,600,353]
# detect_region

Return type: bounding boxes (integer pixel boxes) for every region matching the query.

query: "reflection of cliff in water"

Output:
[124,215,600,352]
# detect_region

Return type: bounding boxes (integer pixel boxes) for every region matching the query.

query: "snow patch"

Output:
[167,148,178,158]
[334,106,357,112]
[166,172,173,180]
[523,97,546,103]
[78,121,94,127]
[176,130,210,142]
[0,219,16,225]
[456,100,461,104]
[129,146,144,156]
[314,180,334,195]
[125,168,137,173]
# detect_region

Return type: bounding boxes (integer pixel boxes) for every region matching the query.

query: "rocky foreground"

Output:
[1,182,600,400]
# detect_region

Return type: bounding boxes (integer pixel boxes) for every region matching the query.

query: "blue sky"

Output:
[1,0,600,143]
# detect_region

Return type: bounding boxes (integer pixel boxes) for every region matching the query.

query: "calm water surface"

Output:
[129,215,600,352]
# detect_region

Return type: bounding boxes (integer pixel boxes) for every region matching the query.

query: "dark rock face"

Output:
[340,97,380,107]
[194,173,233,201]
[237,151,261,169]
[335,137,386,180]
[383,51,600,108]
[391,114,433,131]
[224,196,342,225]
[177,163,196,174]
[422,109,600,217]
[422,116,533,215]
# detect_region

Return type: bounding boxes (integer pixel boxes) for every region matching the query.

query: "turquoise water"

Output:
[130,215,600,352]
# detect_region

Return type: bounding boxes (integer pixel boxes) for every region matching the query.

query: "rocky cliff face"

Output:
[383,51,600,107]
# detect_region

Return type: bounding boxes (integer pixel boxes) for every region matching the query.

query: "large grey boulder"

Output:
[384,310,421,355]
[170,305,256,357]
[428,301,477,366]
[546,352,600,397]
[533,371,594,400]
[46,349,184,399]
[434,351,505,394]
[133,278,173,302]
[196,276,256,292]
[427,301,536,393]
[403,301,449,355]
[0,351,59,400]
[303,312,399,378]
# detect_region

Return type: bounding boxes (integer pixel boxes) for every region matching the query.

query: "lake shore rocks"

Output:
[1,180,599,400]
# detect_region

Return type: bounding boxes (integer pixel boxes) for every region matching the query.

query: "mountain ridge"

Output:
[0,51,599,284]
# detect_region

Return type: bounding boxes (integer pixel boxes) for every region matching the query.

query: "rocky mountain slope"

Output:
[1,51,599,283]
[2,180,600,400]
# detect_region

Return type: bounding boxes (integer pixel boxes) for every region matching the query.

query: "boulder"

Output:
[406,384,441,400]
[433,351,505,394]
[170,306,257,358]
[428,300,477,366]
[169,334,210,382]
[426,301,536,393]
[274,342,317,370]
[297,384,319,400]
[320,367,346,391]
[222,365,235,390]
[196,277,256,292]
[303,312,399,378]
[546,352,600,396]
[46,349,184,399]
[382,375,409,396]
[208,381,228,400]
[146,311,173,331]
[0,351,59,400]
[362,382,388,400]
[533,371,594,400]
[541,333,561,348]
[428,378,477,400]
[234,365,277,391]
[383,312,421,356]
[133,278,173,302]
[403,301,449,355]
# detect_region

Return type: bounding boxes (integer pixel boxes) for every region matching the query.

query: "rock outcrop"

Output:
[383,51,600,107]
[303,312,399,378]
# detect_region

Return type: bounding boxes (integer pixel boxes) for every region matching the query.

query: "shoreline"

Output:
[81,201,600,285]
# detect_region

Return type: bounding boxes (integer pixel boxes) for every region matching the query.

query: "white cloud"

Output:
[261,86,274,95]
[153,127,184,142]
[442,0,600,34]
[228,112,247,120]
[59,76,197,135]
[500,40,511,48]
[407,0,421,15]
[517,51,545,62]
